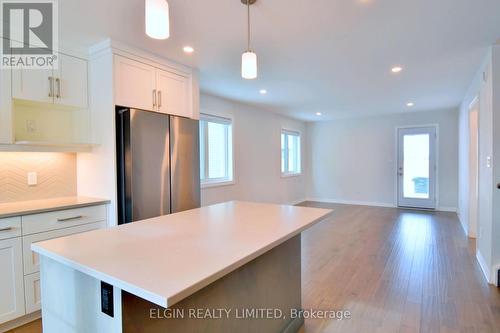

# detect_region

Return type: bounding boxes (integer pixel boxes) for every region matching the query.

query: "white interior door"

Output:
[397,126,437,209]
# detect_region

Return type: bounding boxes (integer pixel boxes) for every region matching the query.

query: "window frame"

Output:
[199,112,235,188]
[281,129,302,177]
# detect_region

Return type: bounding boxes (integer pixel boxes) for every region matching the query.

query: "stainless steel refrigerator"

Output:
[116,107,200,224]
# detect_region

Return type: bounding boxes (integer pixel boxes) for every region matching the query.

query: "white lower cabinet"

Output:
[0,237,25,324]
[0,204,107,325]
[24,273,41,314]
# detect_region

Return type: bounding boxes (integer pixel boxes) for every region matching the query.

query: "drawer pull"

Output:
[0,227,13,232]
[57,215,84,222]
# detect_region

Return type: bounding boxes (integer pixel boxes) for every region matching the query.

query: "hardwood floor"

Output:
[7,203,500,333]
[298,202,500,333]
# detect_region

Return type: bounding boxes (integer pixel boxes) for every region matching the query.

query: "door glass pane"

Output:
[403,134,430,199]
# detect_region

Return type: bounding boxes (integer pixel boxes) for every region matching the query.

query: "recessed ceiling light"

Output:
[183,46,194,54]
[259,89,267,95]
[407,102,415,107]
[391,66,403,73]
[315,112,322,116]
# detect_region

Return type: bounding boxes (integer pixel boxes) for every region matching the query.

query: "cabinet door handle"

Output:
[0,227,13,232]
[158,90,162,108]
[55,78,61,98]
[153,89,157,108]
[57,215,84,222]
[48,76,53,97]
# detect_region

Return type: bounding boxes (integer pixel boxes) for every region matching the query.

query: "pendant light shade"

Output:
[241,0,257,79]
[145,0,170,39]
[241,51,257,79]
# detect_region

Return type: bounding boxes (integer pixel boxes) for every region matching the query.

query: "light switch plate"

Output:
[27,172,37,186]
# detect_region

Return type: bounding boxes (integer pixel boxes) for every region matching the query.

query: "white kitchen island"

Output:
[32,201,332,333]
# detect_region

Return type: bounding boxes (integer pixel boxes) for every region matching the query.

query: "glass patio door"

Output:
[397,126,437,209]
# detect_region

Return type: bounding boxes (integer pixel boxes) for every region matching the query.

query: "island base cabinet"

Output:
[39,256,122,333]
[0,238,25,324]
[122,235,303,333]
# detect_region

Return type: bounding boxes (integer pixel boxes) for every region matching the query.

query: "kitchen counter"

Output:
[32,201,332,333]
[0,196,111,218]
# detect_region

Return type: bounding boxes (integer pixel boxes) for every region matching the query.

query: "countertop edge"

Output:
[0,198,111,219]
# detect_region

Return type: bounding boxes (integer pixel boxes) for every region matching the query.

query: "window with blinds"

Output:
[281,129,301,176]
[200,114,234,186]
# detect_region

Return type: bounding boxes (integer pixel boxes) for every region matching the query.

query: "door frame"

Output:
[468,96,479,238]
[395,124,439,210]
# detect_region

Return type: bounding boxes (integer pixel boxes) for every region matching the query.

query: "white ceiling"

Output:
[58,0,500,121]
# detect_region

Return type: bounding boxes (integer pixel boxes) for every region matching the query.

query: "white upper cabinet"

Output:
[114,55,156,111]
[156,69,189,117]
[54,54,88,108]
[0,237,25,324]
[113,55,193,118]
[12,67,53,104]
[12,52,88,109]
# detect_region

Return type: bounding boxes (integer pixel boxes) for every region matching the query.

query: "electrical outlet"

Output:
[26,120,37,133]
[486,156,492,168]
[27,172,37,186]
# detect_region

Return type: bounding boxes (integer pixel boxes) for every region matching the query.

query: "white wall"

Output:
[458,45,500,284]
[200,93,307,206]
[306,109,459,210]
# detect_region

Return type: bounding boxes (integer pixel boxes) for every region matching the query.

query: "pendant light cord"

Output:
[247,0,251,51]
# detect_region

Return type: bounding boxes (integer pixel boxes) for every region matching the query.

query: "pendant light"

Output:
[145,0,170,39]
[241,0,257,79]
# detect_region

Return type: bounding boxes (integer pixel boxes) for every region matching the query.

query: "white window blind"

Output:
[281,129,301,175]
[200,114,233,185]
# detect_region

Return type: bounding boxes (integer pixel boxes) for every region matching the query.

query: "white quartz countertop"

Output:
[32,201,332,308]
[0,196,110,218]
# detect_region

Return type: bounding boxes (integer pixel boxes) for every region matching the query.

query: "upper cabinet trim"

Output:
[89,39,193,77]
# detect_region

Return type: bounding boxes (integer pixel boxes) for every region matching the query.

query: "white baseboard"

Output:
[305,198,457,213]
[305,198,395,208]
[0,311,41,333]
[476,250,493,284]
[286,198,307,206]
[438,206,458,213]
